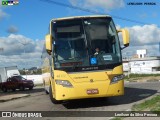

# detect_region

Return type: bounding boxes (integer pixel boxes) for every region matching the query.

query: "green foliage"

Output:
[19,70,25,75]
[132,95,160,111]
[111,117,122,120]
[124,74,160,79]
[19,68,42,75]
[151,101,160,115]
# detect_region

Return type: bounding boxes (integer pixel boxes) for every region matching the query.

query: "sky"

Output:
[0,0,160,69]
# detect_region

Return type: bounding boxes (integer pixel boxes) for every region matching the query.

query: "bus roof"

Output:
[51,15,111,22]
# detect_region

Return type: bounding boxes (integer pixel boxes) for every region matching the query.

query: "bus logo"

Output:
[90,79,94,82]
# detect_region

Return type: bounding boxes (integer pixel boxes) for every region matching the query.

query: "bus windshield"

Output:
[53,17,121,71]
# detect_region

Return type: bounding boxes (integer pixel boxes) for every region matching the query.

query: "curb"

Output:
[0,94,30,102]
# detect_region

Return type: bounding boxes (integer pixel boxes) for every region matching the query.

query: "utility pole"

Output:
[18,40,30,79]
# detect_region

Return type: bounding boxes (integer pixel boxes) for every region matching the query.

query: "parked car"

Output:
[0,75,34,92]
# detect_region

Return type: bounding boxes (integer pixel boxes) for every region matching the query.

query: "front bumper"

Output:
[53,80,124,100]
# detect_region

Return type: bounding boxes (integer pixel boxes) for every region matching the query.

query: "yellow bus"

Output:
[42,15,130,104]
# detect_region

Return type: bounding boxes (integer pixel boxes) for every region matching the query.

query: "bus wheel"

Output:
[45,90,49,94]
[44,86,49,94]
[49,85,61,104]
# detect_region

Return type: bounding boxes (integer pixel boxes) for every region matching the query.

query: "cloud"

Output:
[7,25,18,33]
[139,13,148,19]
[69,0,79,6]
[122,44,159,58]
[0,34,44,69]
[0,9,8,20]
[152,12,158,18]
[120,24,160,57]
[127,24,160,46]
[0,3,10,21]
[116,24,121,29]
[138,12,158,19]
[69,0,125,11]
[1,23,160,69]
[0,34,34,55]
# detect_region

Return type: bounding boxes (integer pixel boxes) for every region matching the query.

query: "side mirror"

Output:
[45,34,52,55]
[117,29,130,49]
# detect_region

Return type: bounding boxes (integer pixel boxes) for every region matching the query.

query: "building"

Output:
[129,57,160,74]
[123,49,160,74]
[137,49,147,58]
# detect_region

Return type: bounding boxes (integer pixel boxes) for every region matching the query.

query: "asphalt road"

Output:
[0,82,160,120]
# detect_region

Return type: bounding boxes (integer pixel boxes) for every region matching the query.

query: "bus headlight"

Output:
[111,75,124,84]
[55,80,73,87]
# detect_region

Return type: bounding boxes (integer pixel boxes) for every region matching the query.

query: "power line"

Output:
[40,0,154,26]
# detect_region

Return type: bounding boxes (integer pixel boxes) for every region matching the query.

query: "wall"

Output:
[123,62,129,72]
[123,58,160,74]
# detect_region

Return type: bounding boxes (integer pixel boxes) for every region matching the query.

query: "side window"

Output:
[11,77,17,82]
[7,78,11,82]
[108,25,116,54]
[108,20,121,62]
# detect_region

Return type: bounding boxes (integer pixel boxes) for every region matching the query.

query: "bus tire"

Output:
[45,90,49,94]
[49,85,61,104]
[44,81,49,94]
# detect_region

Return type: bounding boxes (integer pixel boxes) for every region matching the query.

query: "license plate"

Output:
[87,89,99,94]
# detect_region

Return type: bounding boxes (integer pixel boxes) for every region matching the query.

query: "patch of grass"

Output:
[124,73,160,81]
[132,95,160,112]
[124,74,160,79]
[34,84,43,87]
[111,117,122,120]
[150,102,160,115]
